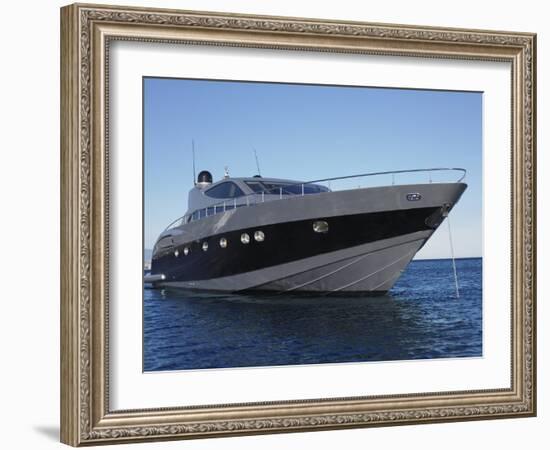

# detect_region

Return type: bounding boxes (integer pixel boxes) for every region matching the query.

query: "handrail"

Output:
[302,167,466,186]
[163,167,466,231]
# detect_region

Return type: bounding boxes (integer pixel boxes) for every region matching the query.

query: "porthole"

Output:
[313,220,329,233]
[183,247,189,256]
[174,249,179,257]
[254,230,265,242]
[219,237,228,248]
[241,233,250,244]
[202,242,209,251]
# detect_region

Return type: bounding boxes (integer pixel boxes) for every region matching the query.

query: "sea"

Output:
[143,257,482,372]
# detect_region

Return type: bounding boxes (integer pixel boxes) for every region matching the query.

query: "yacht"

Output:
[145,168,467,293]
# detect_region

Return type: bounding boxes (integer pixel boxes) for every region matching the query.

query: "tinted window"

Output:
[244,181,330,195]
[304,184,330,194]
[260,182,330,195]
[281,184,301,195]
[260,182,291,195]
[205,182,245,199]
[245,181,264,193]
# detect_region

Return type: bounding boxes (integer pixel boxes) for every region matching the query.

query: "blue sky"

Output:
[144,77,482,259]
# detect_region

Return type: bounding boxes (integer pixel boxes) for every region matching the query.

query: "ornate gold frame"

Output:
[60,3,536,446]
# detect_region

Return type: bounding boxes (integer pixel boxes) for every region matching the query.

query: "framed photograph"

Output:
[60,3,536,446]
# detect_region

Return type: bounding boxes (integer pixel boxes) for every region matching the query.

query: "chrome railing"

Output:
[163,167,466,231]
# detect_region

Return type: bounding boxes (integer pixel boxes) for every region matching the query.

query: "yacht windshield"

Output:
[245,181,330,195]
[205,181,245,199]
[244,181,264,193]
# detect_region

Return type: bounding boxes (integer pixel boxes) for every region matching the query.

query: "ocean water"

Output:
[143,258,482,371]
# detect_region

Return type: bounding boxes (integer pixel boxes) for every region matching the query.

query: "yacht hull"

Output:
[155,231,429,293]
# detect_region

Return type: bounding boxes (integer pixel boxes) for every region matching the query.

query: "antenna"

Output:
[192,139,196,185]
[253,147,262,176]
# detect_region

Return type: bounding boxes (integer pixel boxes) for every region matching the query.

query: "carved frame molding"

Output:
[60,3,536,446]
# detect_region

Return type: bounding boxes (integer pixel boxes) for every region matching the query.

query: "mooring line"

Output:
[446,214,460,299]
